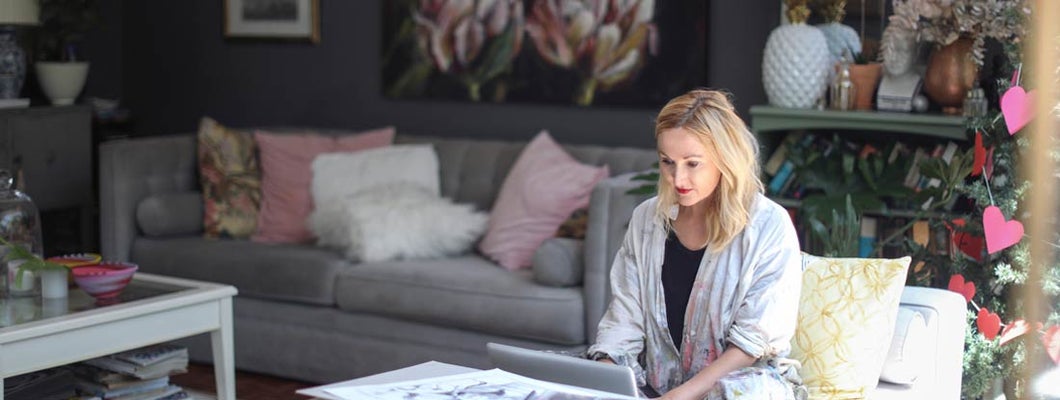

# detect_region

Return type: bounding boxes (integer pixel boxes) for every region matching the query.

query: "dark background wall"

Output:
[91,1,779,148]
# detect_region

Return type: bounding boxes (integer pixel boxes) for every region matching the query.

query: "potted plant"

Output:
[1,237,70,298]
[34,0,100,105]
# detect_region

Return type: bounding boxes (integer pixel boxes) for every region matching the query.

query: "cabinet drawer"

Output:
[9,110,91,210]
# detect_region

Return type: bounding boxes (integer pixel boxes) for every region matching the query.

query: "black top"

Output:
[662,230,705,351]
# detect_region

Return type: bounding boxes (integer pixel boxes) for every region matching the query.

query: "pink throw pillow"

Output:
[252,128,395,243]
[478,131,609,270]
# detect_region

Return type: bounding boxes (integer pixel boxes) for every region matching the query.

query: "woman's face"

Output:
[658,127,722,208]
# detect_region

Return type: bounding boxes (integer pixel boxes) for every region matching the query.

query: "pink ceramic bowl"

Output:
[72,262,138,299]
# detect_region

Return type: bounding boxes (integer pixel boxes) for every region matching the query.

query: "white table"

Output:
[297,361,478,400]
[0,273,238,400]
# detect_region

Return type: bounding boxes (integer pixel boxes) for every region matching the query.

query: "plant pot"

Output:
[849,63,882,110]
[763,23,831,109]
[923,37,978,114]
[35,61,89,106]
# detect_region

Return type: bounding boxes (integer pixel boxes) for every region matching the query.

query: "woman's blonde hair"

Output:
[654,89,764,251]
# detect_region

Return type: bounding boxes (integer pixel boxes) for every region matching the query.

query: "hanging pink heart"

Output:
[983,206,1024,254]
[1000,86,1036,135]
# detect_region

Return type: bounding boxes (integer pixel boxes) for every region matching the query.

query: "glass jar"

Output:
[0,169,43,298]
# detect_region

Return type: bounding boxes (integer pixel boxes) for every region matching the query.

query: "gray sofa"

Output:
[99,132,657,384]
[99,132,966,398]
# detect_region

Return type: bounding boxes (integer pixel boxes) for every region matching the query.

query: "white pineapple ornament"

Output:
[762,1,831,108]
[816,0,861,65]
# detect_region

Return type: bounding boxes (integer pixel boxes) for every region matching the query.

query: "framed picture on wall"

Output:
[224,0,320,43]
[381,1,708,108]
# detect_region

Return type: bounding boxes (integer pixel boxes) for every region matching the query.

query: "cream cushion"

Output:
[791,254,911,399]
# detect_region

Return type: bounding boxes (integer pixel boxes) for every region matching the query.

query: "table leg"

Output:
[211,297,236,400]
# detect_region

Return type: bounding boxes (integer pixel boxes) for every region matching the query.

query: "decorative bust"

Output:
[877,26,922,111]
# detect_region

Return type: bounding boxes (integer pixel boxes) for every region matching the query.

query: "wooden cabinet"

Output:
[0,106,92,254]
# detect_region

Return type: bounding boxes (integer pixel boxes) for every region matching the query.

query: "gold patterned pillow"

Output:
[790,254,911,399]
[198,117,260,238]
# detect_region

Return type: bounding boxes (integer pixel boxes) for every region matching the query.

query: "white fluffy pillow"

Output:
[878,308,930,385]
[308,184,488,262]
[311,144,440,206]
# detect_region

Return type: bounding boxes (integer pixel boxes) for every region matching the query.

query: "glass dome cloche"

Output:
[0,169,43,297]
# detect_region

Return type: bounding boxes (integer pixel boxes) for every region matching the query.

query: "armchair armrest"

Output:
[583,171,653,341]
[99,134,198,261]
[874,286,966,400]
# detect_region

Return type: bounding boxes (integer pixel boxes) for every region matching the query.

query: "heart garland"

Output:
[971,131,986,177]
[1000,86,1036,135]
[998,319,1042,346]
[977,308,1002,341]
[983,205,1024,254]
[1044,325,1060,365]
[947,273,976,303]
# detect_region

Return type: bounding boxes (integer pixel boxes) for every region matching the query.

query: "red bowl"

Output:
[72,262,138,299]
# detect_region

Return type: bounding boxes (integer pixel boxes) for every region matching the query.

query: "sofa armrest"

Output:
[99,134,198,261]
[583,171,653,342]
[887,286,966,400]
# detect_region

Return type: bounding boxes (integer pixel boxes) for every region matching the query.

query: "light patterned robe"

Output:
[587,194,804,397]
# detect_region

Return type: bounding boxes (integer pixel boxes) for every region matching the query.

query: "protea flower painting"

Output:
[383,0,706,107]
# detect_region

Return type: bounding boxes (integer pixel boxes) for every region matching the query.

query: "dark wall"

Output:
[112,1,779,148]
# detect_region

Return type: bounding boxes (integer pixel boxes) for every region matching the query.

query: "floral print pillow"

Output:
[198,117,260,238]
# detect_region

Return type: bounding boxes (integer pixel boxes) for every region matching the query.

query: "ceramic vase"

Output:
[923,37,978,114]
[817,22,862,65]
[763,23,831,109]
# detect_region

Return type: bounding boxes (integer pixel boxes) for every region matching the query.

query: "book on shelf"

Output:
[82,344,189,380]
[112,344,188,367]
[858,216,878,258]
[74,376,169,398]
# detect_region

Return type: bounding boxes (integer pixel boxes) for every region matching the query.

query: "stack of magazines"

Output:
[70,344,191,400]
[4,367,76,400]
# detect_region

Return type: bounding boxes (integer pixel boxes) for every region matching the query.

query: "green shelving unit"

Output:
[749,105,968,140]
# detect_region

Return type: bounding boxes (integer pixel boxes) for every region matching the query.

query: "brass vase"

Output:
[923,37,978,114]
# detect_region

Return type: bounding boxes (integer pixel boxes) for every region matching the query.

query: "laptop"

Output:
[486,342,640,397]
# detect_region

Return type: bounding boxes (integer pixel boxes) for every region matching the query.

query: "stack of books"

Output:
[71,344,191,400]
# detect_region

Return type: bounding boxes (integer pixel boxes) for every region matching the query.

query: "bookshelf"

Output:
[750,105,968,257]
[749,105,967,139]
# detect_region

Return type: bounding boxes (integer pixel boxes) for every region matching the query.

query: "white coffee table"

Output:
[0,273,238,400]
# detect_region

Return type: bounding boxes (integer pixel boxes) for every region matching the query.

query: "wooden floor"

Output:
[170,363,316,400]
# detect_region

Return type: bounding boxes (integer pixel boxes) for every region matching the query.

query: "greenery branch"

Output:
[0,237,67,286]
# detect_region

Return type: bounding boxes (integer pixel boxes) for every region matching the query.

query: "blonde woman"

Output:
[587,89,804,400]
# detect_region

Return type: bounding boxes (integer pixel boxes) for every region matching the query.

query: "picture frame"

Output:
[224,0,320,43]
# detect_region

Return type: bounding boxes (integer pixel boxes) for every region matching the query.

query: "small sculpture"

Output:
[877,26,923,112]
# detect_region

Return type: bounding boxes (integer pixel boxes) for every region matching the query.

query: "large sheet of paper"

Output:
[322,368,638,400]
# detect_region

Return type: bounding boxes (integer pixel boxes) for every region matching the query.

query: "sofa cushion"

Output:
[253,127,395,244]
[308,183,488,262]
[197,117,260,239]
[532,237,584,287]
[131,237,350,305]
[334,255,584,345]
[136,192,204,237]
[791,254,911,400]
[478,131,609,270]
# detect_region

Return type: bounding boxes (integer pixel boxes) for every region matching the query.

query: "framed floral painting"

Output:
[224,0,320,43]
[382,0,708,108]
